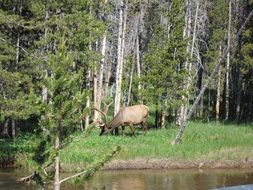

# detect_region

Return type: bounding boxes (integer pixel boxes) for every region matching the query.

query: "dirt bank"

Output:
[103,158,253,170]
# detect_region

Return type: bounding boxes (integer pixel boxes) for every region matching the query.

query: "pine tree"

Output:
[142,0,187,127]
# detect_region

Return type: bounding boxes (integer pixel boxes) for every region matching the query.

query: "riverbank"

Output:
[60,122,253,172]
[1,122,253,172]
[103,158,253,170]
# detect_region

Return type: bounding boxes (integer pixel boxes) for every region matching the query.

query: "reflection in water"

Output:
[0,169,37,190]
[1,168,253,190]
[62,169,253,190]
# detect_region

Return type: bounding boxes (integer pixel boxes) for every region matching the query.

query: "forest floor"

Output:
[1,122,253,171]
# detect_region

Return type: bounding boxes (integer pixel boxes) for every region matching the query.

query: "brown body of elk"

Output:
[95,104,149,136]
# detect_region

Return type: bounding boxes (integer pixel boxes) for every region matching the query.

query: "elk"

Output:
[93,104,149,136]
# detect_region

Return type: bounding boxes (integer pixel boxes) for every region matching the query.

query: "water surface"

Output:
[1,168,253,190]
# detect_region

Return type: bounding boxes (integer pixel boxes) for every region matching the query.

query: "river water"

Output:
[1,168,253,190]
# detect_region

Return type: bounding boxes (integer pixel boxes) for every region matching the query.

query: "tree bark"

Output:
[42,9,49,103]
[215,45,222,121]
[11,119,15,138]
[85,69,91,129]
[54,123,61,190]
[114,0,126,116]
[136,34,142,102]
[93,67,98,122]
[225,0,232,121]
[178,0,192,126]
[127,61,134,106]
[97,1,108,120]
[104,57,112,98]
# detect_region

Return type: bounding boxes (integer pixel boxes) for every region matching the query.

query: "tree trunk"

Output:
[114,0,126,116]
[85,69,91,129]
[177,0,192,126]
[235,0,242,122]
[190,1,199,58]
[155,102,159,128]
[136,34,142,102]
[15,32,20,70]
[93,68,98,122]
[97,0,108,120]
[11,119,15,138]
[96,33,107,121]
[42,9,49,103]
[127,62,134,106]
[104,57,112,98]
[54,123,61,190]
[216,45,222,121]
[160,100,168,129]
[225,0,232,121]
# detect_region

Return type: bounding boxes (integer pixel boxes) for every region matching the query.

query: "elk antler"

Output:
[92,107,107,124]
[102,101,113,115]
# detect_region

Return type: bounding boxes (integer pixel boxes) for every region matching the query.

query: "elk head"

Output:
[93,102,113,135]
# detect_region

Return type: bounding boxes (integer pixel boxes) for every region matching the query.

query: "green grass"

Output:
[1,122,252,171]
[60,122,253,171]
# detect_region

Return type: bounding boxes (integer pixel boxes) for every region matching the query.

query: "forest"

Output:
[0,0,253,189]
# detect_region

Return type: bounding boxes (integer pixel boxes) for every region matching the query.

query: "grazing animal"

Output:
[94,104,149,136]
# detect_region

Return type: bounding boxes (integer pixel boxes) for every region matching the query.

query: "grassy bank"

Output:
[1,122,253,171]
[61,122,253,171]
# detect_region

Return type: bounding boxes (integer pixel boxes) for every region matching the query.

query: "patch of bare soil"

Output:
[103,158,253,170]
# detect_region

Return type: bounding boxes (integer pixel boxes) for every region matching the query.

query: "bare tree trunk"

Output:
[216,45,222,121]
[235,0,242,121]
[97,0,108,120]
[104,57,112,98]
[42,9,49,103]
[15,33,20,70]
[114,0,126,116]
[225,0,232,121]
[11,119,15,138]
[93,68,98,122]
[97,33,107,121]
[178,0,192,127]
[160,100,168,129]
[190,0,199,58]
[136,35,142,102]
[54,124,61,190]
[85,69,91,129]
[127,62,134,106]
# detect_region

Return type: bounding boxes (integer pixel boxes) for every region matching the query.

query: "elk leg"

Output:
[120,125,125,136]
[129,123,136,136]
[142,120,147,135]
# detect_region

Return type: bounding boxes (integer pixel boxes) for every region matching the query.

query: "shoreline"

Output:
[58,158,253,172]
[102,158,253,170]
